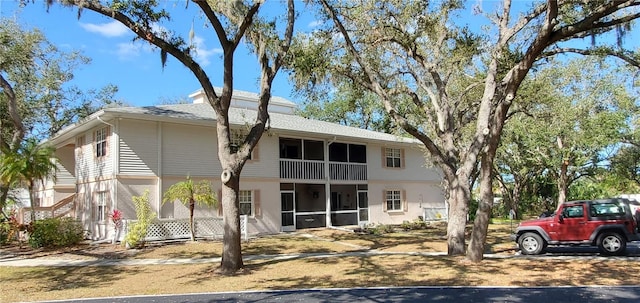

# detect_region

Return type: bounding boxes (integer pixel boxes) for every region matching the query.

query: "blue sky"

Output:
[2,1,637,109]
[0,1,318,106]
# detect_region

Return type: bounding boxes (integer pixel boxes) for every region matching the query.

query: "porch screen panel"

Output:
[329,143,348,162]
[349,144,367,163]
[304,140,324,160]
[280,138,302,159]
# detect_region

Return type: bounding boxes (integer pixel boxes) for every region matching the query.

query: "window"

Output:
[562,205,584,218]
[96,191,107,222]
[239,190,253,216]
[590,202,626,217]
[385,148,402,168]
[231,130,252,160]
[95,127,108,158]
[385,190,402,211]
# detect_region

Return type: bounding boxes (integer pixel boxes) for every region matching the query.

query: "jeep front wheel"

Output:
[518,232,545,255]
[598,232,626,256]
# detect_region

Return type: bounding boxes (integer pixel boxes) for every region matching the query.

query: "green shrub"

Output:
[28,217,85,248]
[124,190,155,249]
[370,223,395,235]
[401,219,428,231]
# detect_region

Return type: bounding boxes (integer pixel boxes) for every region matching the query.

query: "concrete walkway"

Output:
[3,232,640,267]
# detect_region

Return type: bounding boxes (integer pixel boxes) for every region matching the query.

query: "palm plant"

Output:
[0,138,57,222]
[162,176,217,241]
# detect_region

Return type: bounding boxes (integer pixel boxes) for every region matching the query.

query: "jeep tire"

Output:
[518,232,545,255]
[598,232,626,256]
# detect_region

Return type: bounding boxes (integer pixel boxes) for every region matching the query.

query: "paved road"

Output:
[40,286,640,303]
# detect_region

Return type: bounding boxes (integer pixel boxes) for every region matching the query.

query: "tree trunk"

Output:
[0,186,10,220]
[512,182,521,219]
[557,159,569,205]
[446,174,470,255]
[467,152,494,262]
[28,183,35,223]
[189,198,195,242]
[218,171,243,274]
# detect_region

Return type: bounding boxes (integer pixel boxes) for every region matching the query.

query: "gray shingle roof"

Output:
[106,103,418,144]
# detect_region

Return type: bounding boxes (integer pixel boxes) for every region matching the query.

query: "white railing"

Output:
[423,207,448,221]
[19,194,76,224]
[280,159,325,180]
[329,162,367,180]
[280,159,368,181]
[121,215,248,242]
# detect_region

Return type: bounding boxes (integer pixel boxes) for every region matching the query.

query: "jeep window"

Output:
[562,205,584,218]
[590,202,625,217]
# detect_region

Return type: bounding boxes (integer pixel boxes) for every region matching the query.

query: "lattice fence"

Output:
[122,215,248,242]
[21,210,51,225]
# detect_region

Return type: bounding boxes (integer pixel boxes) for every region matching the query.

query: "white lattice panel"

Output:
[22,211,52,224]
[143,219,191,241]
[122,216,247,242]
[195,218,224,238]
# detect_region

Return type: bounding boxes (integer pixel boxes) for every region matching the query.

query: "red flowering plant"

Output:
[109,209,123,229]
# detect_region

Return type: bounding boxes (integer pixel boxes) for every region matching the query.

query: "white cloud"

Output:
[191,36,223,67]
[308,20,324,28]
[80,21,129,37]
[116,42,144,59]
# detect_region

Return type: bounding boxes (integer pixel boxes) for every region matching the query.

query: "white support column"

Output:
[325,139,333,227]
[156,121,163,219]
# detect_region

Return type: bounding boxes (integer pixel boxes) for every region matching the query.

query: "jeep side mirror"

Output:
[558,214,564,223]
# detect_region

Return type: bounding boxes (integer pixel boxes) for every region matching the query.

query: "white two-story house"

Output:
[36,89,445,241]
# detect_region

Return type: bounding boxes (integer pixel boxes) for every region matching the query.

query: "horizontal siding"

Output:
[368,182,445,225]
[119,119,159,176]
[55,163,76,186]
[242,135,279,178]
[162,123,221,176]
[367,144,442,182]
[55,145,76,186]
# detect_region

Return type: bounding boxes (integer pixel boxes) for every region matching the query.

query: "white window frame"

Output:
[96,191,107,222]
[386,190,402,211]
[95,127,108,158]
[239,190,254,217]
[385,148,402,168]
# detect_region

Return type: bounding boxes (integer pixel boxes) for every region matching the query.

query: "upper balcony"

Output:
[279,138,367,181]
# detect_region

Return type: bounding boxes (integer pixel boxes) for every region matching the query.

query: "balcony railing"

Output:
[279,159,367,181]
[329,162,367,180]
[280,159,325,180]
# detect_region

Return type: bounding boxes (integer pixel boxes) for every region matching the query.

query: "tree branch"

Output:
[542,47,640,69]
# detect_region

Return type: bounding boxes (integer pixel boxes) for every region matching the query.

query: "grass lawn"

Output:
[2,222,639,302]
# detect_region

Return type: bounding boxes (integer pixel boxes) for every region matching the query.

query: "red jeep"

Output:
[513,198,640,256]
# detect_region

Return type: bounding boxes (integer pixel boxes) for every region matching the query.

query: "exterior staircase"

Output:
[18,194,76,224]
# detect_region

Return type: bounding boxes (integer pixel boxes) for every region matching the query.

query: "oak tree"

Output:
[42,0,296,273]
[290,0,640,261]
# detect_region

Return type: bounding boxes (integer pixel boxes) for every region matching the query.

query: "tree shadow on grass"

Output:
[2,265,144,292]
